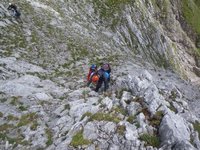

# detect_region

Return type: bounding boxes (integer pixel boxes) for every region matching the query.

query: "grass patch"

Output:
[10,96,21,105]
[127,115,136,124]
[149,111,164,128]
[70,130,91,147]
[93,0,131,19]
[116,125,126,135]
[168,102,177,113]
[139,133,160,148]
[7,115,19,121]
[112,106,127,116]
[0,123,14,132]
[18,105,28,111]
[89,112,121,123]
[45,128,53,146]
[193,121,200,140]
[30,121,39,131]
[0,133,29,147]
[182,0,200,35]
[64,104,70,110]
[0,112,3,118]
[81,112,93,120]
[17,112,38,127]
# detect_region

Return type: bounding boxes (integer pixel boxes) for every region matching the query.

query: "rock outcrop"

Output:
[0,0,200,150]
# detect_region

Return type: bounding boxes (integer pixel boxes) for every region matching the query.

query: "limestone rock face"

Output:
[0,0,200,150]
[159,111,193,149]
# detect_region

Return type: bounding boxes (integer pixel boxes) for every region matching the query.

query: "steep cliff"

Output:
[0,0,200,150]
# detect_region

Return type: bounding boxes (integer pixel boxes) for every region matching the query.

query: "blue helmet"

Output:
[90,64,97,70]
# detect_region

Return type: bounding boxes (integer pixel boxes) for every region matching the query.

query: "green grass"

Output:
[0,123,14,132]
[17,112,38,127]
[70,130,91,147]
[45,128,53,146]
[149,111,164,128]
[182,0,200,35]
[89,112,121,123]
[30,121,39,131]
[193,121,200,140]
[93,0,131,19]
[0,133,29,148]
[81,112,93,120]
[18,105,28,111]
[0,112,3,118]
[139,133,160,147]
[112,106,127,116]
[116,125,126,135]
[7,115,19,121]
[10,96,21,105]
[127,115,136,124]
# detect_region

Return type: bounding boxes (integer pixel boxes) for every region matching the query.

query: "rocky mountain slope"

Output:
[0,0,200,150]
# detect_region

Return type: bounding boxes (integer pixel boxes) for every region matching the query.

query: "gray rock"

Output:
[193,67,200,77]
[120,91,132,109]
[102,97,113,110]
[127,101,142,116]
[172,140,196,150]
[85,144,96,150]
[108,144,120,150]
[124,122,138,140]
[69,101,99,121]
[86,97,99,105]
[159,111,192,148]
[83,122,98,140]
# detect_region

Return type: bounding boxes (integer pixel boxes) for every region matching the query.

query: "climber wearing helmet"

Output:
[7,3,21,18]
[87,64,99,87]
[94,63,111,92]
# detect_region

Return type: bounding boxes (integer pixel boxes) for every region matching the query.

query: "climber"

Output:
[7,3,21,18]
[94,63,111,92]
[87,64,99,87]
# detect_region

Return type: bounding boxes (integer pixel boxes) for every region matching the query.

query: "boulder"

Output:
[83,122,98,140]
[159,111,193,148]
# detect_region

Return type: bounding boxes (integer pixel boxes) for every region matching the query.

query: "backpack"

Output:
[104,72,110,80]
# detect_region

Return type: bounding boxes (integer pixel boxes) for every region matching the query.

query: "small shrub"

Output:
[70,130,91,147]
[64,104,70,110]
[18,105,28,111]
[169,90,177,100]
[139,133,160,147]
[135,122,140,128]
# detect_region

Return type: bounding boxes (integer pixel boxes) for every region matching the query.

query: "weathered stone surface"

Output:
[0,0,200,149]
[83,122,98,140]
[124,122,138,141]
[127,101,141,116]
[102,97,113,110]
[159,111,191,147]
